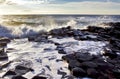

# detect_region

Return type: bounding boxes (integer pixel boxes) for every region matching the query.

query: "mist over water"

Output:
[0,15,120,38]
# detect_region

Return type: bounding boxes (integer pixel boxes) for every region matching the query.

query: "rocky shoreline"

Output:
[0,22,120,79]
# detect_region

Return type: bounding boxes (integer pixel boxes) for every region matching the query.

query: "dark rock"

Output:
[12,76,27,79]
[0,37,11,43]
[57,69,67,78]
[44,48,53,51]
[32,76,47,79]
[73,29,83,36]
[3,70,16,77]
[103,48,117,59]
[0,42,7,47]
[49,26,73,37]
[0,48,4,53]
[0,61,12,69]
[28,36,36,41]
[75,53,93,62]
[58,49,66,54]
[56,45,64,51]
[34,36,48,42]
[45,65,51,71]
[0,48,8,60]
[87,68,99,78]
[71,67,86,77]
[112,69,120,78]
[15,65,33,75]
[68,60,81,70]
[96,62,111,71]
[56,59,63,62]
[54,42,60,46]
[6,48,15,53]
[64,75,75,79]
[103,22,120,28]
[98,76,109,79]
[81,61,98,68]
[93,57,105,63]
[62,54,76,62]
[107,58,117,64]
[87,26,105,33]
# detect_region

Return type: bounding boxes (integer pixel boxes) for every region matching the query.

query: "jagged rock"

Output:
[87,26,105,33]
[49,26,73,37]
[71,67,86,77]
[15,65,34,75]
[0,61,12,69]
[2,70,16,77]
[32,76,47,79]
[12,76,27,79]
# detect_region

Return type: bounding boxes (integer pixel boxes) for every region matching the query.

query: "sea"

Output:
[1,15,119,79]
[0,15,120,38]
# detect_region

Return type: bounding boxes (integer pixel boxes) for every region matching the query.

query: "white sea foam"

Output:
[0,15,119,38]
[0,37,107,79]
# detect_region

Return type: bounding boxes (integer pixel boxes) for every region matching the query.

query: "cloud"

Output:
[0,1,120,15]
[0,0,55,5]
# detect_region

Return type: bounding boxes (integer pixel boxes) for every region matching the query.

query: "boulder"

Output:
[87,68,99,78]
[49,26,73,37]
[62,54,76,62]
[75,53,93,62]
[71,67,86,77]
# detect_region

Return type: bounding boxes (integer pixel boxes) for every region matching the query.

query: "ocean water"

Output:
[0,15,120,38]
[0,15,113,79]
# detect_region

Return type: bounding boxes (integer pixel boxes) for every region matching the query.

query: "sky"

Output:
[0,0,120,15]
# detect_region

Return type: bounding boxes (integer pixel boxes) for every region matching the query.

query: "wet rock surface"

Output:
[61,22,120,79]
[0,22,120,79]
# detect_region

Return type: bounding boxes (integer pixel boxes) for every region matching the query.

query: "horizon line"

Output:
[0,14,120,16]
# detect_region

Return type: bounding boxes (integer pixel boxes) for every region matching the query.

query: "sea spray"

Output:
[0,15,120,38]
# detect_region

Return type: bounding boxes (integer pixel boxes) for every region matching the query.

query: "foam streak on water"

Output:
[1,37,108,79]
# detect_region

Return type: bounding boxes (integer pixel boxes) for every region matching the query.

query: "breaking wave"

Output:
[0,15,120,38]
